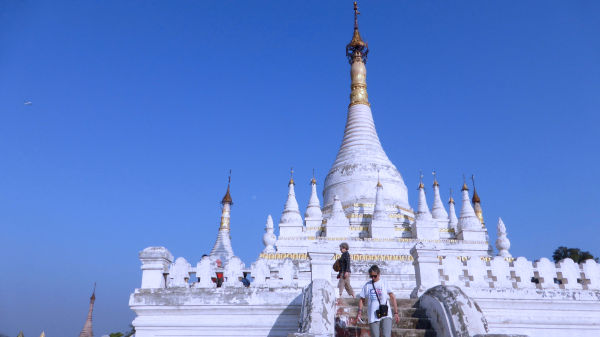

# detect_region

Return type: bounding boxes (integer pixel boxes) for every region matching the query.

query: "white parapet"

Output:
[410,242,441,296]
[139,247,173,289]
[308,245,335,285]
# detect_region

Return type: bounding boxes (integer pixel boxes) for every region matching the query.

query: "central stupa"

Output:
[322,4,409,212]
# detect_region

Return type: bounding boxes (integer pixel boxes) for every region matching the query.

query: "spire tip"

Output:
[221,170,233,205]
[289,167,295,185]
[417,170,424,189]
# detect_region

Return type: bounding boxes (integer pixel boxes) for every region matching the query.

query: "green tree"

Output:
[109,333,123,337]
[552,246,599,263]
[124,324,135,337]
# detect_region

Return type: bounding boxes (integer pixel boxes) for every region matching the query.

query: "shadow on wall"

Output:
[268,293,303,337]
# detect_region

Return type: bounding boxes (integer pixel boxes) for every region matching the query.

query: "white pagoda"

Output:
[129,3,600,337]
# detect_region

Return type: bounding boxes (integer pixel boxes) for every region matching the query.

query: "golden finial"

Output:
[221,170,233,205]
[418,170,424,189]
[376,170,382,187]
[432,170,439,187]
[289,167,295,185]
[448,188,455,204]
[346,1,368,64]
[461,174,468,191]
[346,1,370,107]
[471,174,481,203]
[353,1,360,29]
[310,168,316,184]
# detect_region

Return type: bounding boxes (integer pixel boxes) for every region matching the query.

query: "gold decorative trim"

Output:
[440,228,456,233]
[334,253,413,262]
[347,213,372,219]
[274,236,487,245]
[350,225,370,231]
[436,255,509,263]
[259,253,308,260]
[349,102,371,107]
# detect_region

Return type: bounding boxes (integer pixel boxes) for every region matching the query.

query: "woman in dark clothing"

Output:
[337,242,355,297]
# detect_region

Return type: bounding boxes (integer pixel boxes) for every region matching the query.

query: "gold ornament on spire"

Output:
[289,167,295,185]
[461,174,468,191]
[219,171,233,230]
[448,188,455,204]
[471,174,481,203]
[417,170,424,189]
[432,170,439,187]
[311,168,316,185]
[471,174,485,226]
[221,170,233,205]
[347,1,370,107]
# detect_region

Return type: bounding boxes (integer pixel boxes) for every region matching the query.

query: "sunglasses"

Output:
[369,274,378,278]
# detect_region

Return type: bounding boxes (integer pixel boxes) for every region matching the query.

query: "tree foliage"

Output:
[109,333,123,337]
[552,246,599,263]
[124,324,135,337]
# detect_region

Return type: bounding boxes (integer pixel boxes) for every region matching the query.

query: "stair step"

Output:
[337,306,428,319]
[336,315,431,330]
[335,298,435,336]
[335,326,436,337]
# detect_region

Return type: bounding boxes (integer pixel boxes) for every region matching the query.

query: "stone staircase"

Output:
[335,298,436,337]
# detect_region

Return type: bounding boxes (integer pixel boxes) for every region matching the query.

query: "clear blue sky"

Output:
[1,1,599,336]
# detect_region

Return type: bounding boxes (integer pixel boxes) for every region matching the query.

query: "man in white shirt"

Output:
[356,265,400,337]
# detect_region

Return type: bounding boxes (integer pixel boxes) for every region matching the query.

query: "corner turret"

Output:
[413,173,439,240]
[431,171,448,220]
[370,177,394,238]
[278,168,304,238]
[304,171,323,238]
[456,178,487,242]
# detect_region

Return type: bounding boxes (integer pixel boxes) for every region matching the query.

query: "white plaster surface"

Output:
[168,257,191,288]
[323,103,409,210]
[431,184,448,220]
[495,218,511,257]
[130,287,303,337]
[195,255,215,288]
[448,199,458,232]
[139,247,173,289]
[582,259,600,290]
[304,181,323,221]
[263,215,277,253]
[223,256,244,287]
[279,181,304,238]
[322,196,349,238]
[291,279,335,337]
[489,257,512,289]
